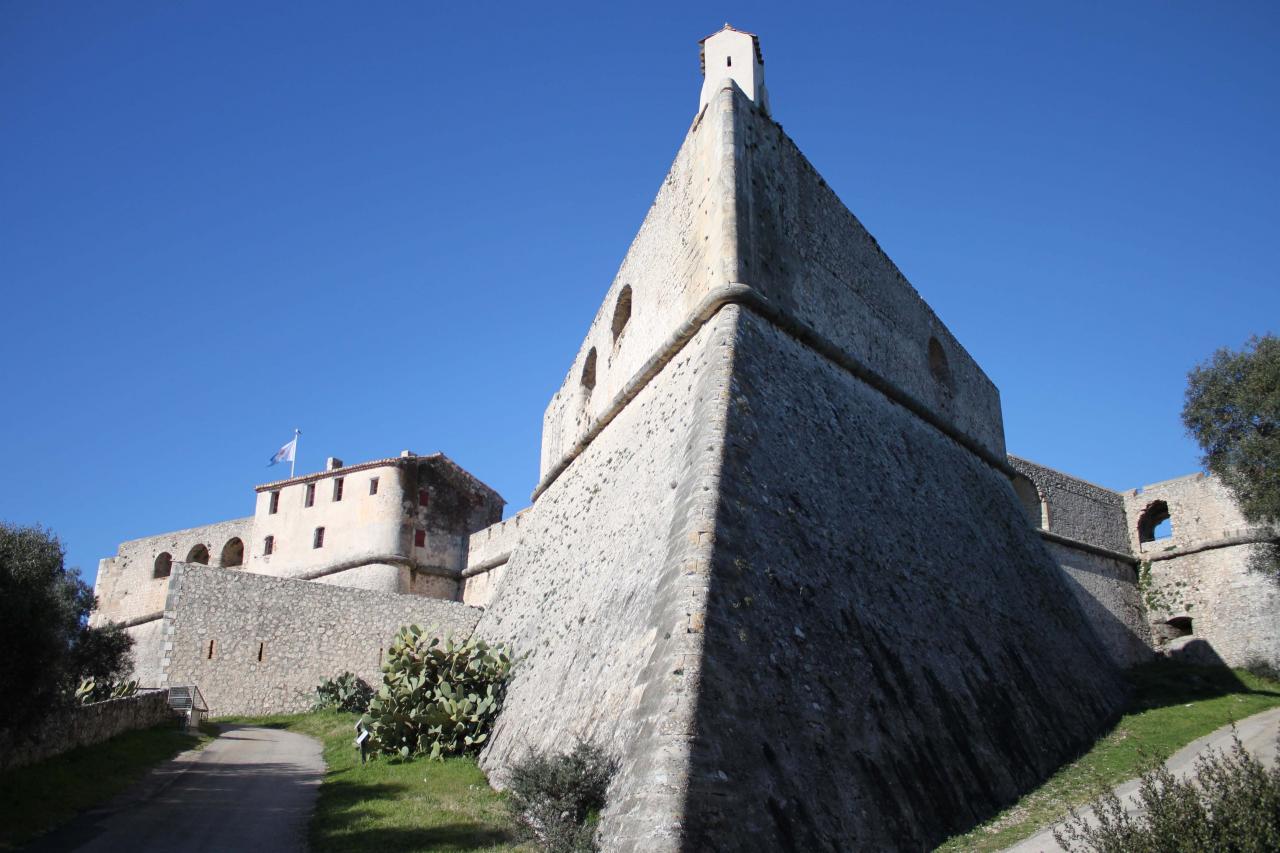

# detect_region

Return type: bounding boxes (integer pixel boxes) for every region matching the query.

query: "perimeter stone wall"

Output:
[1043,541,1151,667]
[0,690,175,772]
[161,564,481,716]
[1138,544,1280,667]
[1009,456,1130,553]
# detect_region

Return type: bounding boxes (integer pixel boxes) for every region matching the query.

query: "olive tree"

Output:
[0,523,133,731]
[1182,334,1280,574]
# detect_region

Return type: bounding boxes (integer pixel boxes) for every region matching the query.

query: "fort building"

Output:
[91,26,1278,851]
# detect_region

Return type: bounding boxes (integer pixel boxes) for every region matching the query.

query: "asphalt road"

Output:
[30,725,324,853]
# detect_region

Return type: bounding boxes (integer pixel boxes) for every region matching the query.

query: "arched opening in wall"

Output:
[1166,616,1193,638]
[187,544,210,565]
[220,538,244,568]
[1011,475,1045,528]
[1137,501,1172,543]
[581,348,597,392]
[928,336,953,390]
[153,552,172,579]
[611,285,632,344]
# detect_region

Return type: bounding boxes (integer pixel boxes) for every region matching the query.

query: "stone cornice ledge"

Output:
[1036,529,1138,565]
[532,283,1015,502]
[1143,530,1280,563]
[462,552,512,579]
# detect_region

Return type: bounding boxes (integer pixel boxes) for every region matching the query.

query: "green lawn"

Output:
[215,710,530,853]
[0,720,215,851]
[936,662,1280,852]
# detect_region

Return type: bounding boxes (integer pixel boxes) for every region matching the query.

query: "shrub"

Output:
[1054,733,1280,852]
[0,523,134,731]
[506,740,618,853]
[361,626,515,760]
[75,678,139,705]
[1243,657,1280,683]
[312,672,373,712]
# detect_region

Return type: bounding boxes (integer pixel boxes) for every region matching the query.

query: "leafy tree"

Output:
[0,523,134,732]
[1182,334,1280,573]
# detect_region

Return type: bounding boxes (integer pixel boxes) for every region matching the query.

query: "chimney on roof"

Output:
[699,24,769,115]
[326,457,343,471]
[400,450,413,458]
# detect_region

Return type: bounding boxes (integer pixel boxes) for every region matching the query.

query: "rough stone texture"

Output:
[1124,472,1252,555]
[678,310,1126,851]
[482,81,1128,851]
[539,84,1005,480]
[160,564,481,716]
[0,690,176,772]
[1043,541,1151,667]
[1124,473,1279,667]
[476,309,736,851]
[92,517,253,626]
[461,509,531,607]
[126,617,167,687]
[1010,456,1130,553]
[731,87,1006,460]
[1138,544,1280,667]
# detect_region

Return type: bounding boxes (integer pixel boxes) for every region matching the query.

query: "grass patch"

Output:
[215,710,529,853]
[936,661,1280,852]
[0,720,215,850]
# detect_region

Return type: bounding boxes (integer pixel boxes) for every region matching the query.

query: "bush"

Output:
[1054,733,1280,852]
[507,740,618,853]
[0,523,134,731]
[1243,657,1280,683]
[313,672,373,712]
[360,626,515,760]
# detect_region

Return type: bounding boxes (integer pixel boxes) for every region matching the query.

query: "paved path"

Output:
[30,726,324,853]
[1004,706,1280,852]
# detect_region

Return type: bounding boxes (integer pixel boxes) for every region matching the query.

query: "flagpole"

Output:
[291,428,300,478]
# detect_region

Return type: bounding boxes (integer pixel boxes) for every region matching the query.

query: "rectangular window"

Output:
[305,483,316,507]
[418,488,430,507]
[313,527,325,548]
[369,477,379,495]
[333,477,344,502]
[414,529,426,548]
[263,535,274,556]
[269,491,280,514]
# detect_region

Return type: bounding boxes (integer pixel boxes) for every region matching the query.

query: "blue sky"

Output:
[3,2,1277,587]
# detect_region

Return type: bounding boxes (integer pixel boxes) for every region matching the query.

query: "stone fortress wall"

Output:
[84,24,1280,851]
[460,508,531,607]
[160,563,482,716]
[1123,473,1279,667]
[1008,456,1151,667]
[476,77,1132,851]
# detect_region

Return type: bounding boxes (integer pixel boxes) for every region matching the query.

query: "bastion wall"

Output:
[476,308,736,851]
[1125,473,1279,667]
[160,563,481,716]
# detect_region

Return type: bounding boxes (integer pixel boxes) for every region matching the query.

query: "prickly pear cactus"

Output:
[362,625,516,760]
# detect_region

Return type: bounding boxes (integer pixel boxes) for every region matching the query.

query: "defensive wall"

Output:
[476,80,1128,851]
[461,508,531,607]
[1009,456,1152,668]
[1124,473,1279,667]
[159,563,482,716]
[0,689,176,772]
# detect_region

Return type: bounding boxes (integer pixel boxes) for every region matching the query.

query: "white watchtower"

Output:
[698,24,769,115]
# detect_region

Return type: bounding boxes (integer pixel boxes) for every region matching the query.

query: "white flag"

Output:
[268,436,297,467]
